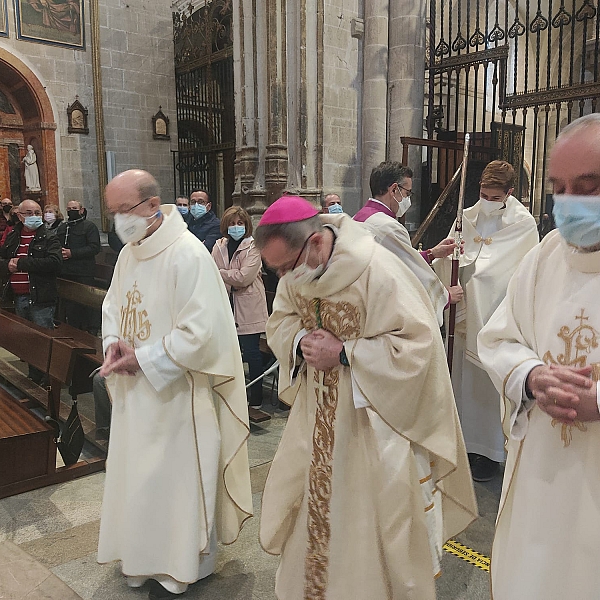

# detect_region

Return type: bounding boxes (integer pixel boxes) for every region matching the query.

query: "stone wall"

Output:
[0,0,176,229]
[322,0,363,215]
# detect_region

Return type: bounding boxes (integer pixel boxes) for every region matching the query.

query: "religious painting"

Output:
[67,97,89,134]
[15,0,84,49]
[0,0,8,37]
[152,107,170,140]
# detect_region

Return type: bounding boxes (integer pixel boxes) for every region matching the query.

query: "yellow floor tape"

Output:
[443,539,490,572]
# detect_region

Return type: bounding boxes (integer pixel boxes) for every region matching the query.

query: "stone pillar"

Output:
[361,0,389,202]
[233,0,259,207]
[387,0,427,229]
[264,0,288,206]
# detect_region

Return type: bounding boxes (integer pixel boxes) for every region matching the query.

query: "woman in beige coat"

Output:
[212,206,269,407]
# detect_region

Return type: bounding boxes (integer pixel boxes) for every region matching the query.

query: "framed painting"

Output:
[15,0,84,49]
[0,0,7,37]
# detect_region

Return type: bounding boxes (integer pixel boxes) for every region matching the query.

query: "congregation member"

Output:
[321,193,343,214]
[212,206,269,408]
[56,200,102,334]
[435,160,538,481]
[255,195,477,599]
[0,199,62,383]
[0,205,18,247]
[478,114,600,599]
[0,197,12,237]
[98,170,252,600]
[43,204,64,231]
[354,161,462,326]
[175,196,189,217]
[186,189,221,252]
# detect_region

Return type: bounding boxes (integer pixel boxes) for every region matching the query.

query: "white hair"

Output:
[558,113,600,140]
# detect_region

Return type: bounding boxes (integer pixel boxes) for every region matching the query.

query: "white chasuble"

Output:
[98,206,252,585]
[261,215,477,600]
[360,212,449,326]
[434,196,538,461]
[478,230,600,599]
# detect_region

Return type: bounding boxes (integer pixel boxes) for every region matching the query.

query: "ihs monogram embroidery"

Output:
[543,309,599,446]
[120,282,151,346]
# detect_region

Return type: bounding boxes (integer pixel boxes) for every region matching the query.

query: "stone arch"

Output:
[0,48,58,206]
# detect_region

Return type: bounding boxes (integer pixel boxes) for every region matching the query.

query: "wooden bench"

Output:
[0,309,103,499]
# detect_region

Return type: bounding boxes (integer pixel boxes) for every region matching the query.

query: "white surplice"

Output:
[435,195,538,461]
[478,230,600,599]
[98,205,252,586]
[360,211,449,326]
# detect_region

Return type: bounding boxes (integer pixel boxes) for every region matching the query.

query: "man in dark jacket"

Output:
[186,189,221,252]
[56,200,101,333]
[0,198,12,238]
[0,199,62,382]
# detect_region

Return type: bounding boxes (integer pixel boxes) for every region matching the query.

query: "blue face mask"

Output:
[24,215,43,230]
[553,194,600,249]
[190,203,207,219]
[228,225,246,241]
[177,206,189,216]
[328,203,343,214]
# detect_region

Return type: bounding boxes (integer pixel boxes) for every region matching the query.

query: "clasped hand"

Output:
[527,364,599,424]
[99,340,141,377]
[299,329,343,371]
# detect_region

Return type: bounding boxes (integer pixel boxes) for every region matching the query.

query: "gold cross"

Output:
[576,309,589,326]
[314,372,328,404]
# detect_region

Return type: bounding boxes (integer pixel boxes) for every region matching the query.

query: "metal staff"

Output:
[447,133,470,373]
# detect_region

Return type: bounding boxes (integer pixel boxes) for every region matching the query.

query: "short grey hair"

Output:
[559,113,600,140]
[138,175,161,202]
[254,215,323,250]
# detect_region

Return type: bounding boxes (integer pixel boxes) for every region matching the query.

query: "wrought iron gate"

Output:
[420,0,600,246]
[172,0,235,213]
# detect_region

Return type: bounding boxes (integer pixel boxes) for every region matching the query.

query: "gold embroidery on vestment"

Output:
[119,282,151,346]
[473,236,492,245]
[295,295,360,599]
[544,309,597,447]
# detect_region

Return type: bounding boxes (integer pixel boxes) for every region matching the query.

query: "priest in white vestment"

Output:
[254,195,477,600]
[435,160,538,481]
[98,170,252,600]
[478,115,600,600]
[353,161,462,326]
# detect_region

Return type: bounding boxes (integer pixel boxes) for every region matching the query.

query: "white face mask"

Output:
[114,211,158,244]
[44,212,56,224]
[396,195,412,218]
[479,197,505,216]
[291,241,325,285]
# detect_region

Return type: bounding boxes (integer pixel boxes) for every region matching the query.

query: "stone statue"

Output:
[23,145,41,192]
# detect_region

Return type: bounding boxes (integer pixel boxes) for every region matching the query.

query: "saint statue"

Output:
[23,145,41,192]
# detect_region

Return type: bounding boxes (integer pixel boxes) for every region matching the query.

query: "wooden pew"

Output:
[0,310,103,499]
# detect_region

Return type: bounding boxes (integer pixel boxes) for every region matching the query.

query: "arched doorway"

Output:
[0,49,58,207]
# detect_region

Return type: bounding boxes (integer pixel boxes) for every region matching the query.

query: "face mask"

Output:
[24,215,43,230]
[2,204,11,214]
[479,197,505,216]
[291,241,325,285]
[228,225,246,241]
[67,209,81,221]
[190,204,207,219]
[328,204,343,214]
[177,206,189,216]
[44,212,56,224]
[396,195,411,218]
[114,211,159,244]
[553,194,600,249]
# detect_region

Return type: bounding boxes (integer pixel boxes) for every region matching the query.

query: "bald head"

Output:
[19,199,41,214]
[549,115,600,196]
[105,169,162,216]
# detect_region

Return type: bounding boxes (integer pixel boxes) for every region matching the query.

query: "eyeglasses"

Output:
[189,199,208,206]
[125,196,155,212]
[290,232,316,271]
[397,184,413,198]
[19,210,42,217]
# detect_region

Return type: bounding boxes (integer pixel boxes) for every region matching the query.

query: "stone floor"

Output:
[0,392,501,600]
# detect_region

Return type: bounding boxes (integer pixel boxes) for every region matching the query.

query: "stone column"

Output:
[264,0,288,206]
[361,0,389,202]
[387,0,427,228]
[233,0,259,205]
